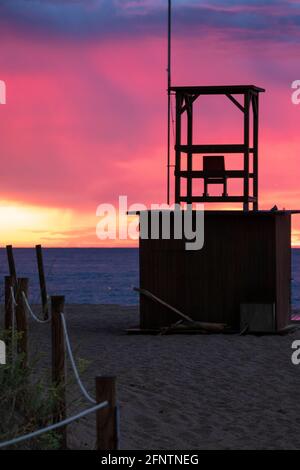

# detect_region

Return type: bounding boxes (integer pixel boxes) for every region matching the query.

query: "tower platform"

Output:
[139,210,300,331]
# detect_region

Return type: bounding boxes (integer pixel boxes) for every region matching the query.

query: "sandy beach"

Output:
[3,303,298,450]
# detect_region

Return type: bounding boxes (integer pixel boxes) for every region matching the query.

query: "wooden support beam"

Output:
[180,93,200,114]
[177,170,254,179]
[187,96,193,203]
[135,287,194,323]
[253,94,259,210]
[179,196,256,203]
[243,92,250,211]
[175,93,182,203]
[225,94,245,112]
[252,92,258,116]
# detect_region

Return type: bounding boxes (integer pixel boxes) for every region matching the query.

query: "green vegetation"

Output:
[0,328,61,450]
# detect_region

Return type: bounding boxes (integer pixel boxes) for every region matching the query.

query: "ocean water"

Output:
[0,248,139,305]
[0,248,299,308]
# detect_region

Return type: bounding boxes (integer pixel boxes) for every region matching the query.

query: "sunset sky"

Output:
[0,0,300,247]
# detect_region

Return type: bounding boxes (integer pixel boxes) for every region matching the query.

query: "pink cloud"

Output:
[0,23,300,245]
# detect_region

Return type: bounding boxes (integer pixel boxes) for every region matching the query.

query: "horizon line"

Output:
[1,245,300,249]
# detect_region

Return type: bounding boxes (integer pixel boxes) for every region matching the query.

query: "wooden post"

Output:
[35,244,49,320]
[175,92,183,204]
[187,95,193,204]
[51,295,66,448]
[243,92,250,212]
[95,376,118,450]
[4,276,14,330]
[6,245,17,285]
[15,278,29,369]
[253,93,259,211]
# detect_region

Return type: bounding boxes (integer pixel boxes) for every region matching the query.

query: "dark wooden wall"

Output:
[275,214,291,330]
[139,211,292,330]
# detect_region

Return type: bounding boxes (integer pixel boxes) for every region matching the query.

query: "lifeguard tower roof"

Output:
[170,84,265,94]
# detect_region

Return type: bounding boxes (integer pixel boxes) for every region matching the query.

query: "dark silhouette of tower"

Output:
[171,85,265,211]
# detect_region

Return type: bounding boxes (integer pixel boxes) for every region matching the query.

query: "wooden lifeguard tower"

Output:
[137,84,300,332]
[135,3,299,333]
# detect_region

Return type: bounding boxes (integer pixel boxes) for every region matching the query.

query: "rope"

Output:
[22,292,50,324]
[60,313,96,404]
[10,286,17,363]
[0,400,108,449]
[10,286,17,307]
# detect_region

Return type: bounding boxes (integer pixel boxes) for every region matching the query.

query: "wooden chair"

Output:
[203,155,228,197]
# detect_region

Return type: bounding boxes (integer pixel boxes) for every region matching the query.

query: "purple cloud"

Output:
[0,0,299,43]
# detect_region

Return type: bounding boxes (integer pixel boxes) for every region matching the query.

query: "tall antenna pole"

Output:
[167,0,172,204]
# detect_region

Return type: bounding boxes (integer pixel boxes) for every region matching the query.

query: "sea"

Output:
[0,248,299,309]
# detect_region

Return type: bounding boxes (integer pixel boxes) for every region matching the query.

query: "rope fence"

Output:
[1,268,120,451]
[60,312,96,404]
[22,291,50,324]
[0,400,108,450]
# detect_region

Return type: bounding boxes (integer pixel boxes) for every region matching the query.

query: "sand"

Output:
[4,304,300,450]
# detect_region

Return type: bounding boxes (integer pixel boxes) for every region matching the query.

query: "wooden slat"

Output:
[176,144,253,154]
[179,196,257,203]
[177,170,254,179]
[243,91,250,211]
